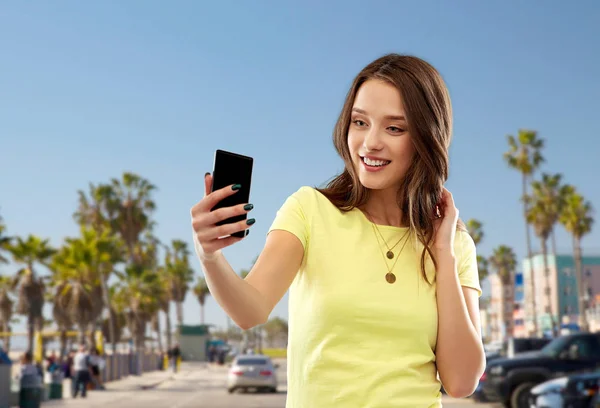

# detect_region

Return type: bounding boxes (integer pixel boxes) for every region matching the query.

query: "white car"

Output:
[227,354,278,393]
[529,376,568,407]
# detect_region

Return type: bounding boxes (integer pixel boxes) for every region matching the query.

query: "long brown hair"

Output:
[317,53,459,283]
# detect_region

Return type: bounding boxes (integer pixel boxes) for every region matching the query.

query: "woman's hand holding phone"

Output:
[191,173,255,260]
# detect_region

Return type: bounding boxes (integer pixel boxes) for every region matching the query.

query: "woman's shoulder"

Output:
[453,229,477,262]
[284,186,331,209]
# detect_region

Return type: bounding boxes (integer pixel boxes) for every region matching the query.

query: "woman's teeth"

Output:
[363,157,391,167]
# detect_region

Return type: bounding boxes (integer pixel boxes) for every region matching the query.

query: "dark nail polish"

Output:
[246,218,255,225]
[232,184,242,191]
[245,229,250,237]
[243,204,254,211]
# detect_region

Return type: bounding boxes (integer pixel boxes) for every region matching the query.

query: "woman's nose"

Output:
[363,128,384,151]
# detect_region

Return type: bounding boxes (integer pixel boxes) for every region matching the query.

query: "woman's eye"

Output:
[388,126,405,133]
[353,119,367,127]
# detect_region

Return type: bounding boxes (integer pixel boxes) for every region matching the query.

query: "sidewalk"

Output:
[43,364,196,405]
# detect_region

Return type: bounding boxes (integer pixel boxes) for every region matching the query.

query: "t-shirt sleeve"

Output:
[267,187,312,250]
[456,230,482,297]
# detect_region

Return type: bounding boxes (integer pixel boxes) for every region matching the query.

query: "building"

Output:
[522,254,600,335]
[512,272,527,337]
[176,324,210,361]
[489,273,515,343]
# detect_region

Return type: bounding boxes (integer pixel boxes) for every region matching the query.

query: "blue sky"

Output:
[1,1,599,336]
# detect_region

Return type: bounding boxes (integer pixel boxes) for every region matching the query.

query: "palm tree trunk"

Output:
[78,323,86,345]
[574,236,589,332]
[99,272,116,354]
[551,228,558,256]
[165,304,173,353]
[4,322,10,352]
[200,303,205,325]
[523,174,539,336]
[541,238,558,336]
[27,313,34,352]
[59,329,67,361]
[155,314,163,352]
[176,301,184,327]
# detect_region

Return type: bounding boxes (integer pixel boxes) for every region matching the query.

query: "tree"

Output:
[165,240,194,327]
[504,129,544,335]
[0,276,13,351]
[110,173,157,265]
[559,187,594,331]
[466,219,489,282]
[193,277,210,325]
[525,173,568,336]
[489,246,517,338]
[7,235,55,351]
[50,228,120,344]
[0,213,11,265]
[263,317,288,348]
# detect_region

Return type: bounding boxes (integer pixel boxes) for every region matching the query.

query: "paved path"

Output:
[41,362,499,407]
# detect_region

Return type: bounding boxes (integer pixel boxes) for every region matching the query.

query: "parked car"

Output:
[227,354,278,394]
[483,333,600,407]
[529,370,600,407]
[472,351,503,402]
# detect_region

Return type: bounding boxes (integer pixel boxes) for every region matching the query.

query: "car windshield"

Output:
[540,336,571,357]
[236,358,268,366]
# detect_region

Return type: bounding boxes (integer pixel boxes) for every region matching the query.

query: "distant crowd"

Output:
[12,343,106,399]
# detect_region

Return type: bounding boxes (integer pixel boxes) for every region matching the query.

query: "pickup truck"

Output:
[483,332,600,408]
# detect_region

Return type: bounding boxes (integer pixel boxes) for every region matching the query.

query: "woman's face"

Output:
[347,79,415,191]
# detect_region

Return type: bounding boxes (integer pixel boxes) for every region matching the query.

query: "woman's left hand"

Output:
[433,187,459,258]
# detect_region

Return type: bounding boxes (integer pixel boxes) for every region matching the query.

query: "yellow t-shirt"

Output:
[268,186,482,408]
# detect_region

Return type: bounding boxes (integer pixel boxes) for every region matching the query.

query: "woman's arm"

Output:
[435,254,485,398]
[198,230,304,330]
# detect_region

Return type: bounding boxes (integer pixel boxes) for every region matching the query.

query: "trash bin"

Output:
[19,373,42,408]
[44,370,63,399]
[0,363,11,408]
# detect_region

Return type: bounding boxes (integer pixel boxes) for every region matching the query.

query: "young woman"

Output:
[191,53,485,407]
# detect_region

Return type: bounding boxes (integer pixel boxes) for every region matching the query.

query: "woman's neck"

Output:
[361,188,406,228]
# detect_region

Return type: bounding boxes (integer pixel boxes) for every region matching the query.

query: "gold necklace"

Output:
[371,224,410,284]
[372,223,408,259]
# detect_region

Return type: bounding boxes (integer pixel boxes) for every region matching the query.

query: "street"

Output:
[43,361,500,408]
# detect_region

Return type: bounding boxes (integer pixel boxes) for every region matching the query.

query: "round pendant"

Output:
[386,250,394,259]
[385,272,396,284]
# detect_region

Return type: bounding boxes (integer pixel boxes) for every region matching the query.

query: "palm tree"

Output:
[525,173,568,335]
[504,129,544,335]
[0,276,14,352]
[466,219,489,282]
[156,266,174,353]
[263,317,288,348]
[165,240,194,327]
[7,235,55,351]
[50,284,73,360]
[110,173,157,265]
[0,213,12,265]
[113,263,162,374]
[559,187,594,332]
[74,184,126,352]
[193,277,210,324]
[489,245,517,339]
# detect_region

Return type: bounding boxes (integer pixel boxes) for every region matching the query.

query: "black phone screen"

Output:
[211,149,253,238]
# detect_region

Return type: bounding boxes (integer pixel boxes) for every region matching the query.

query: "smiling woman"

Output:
[191,53,484,408]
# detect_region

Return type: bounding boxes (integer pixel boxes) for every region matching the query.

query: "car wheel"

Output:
[227,387,235,394]
[270,387,277,393]
[510,382,535,408]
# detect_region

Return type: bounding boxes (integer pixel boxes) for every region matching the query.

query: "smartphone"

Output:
[211,149,254,238]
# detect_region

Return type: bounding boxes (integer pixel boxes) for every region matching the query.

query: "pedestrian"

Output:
[71,344,91,398]
[191,53,485,407]
[171,344,181,373]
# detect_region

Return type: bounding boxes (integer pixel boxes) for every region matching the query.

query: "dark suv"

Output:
[483,333,600,408]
